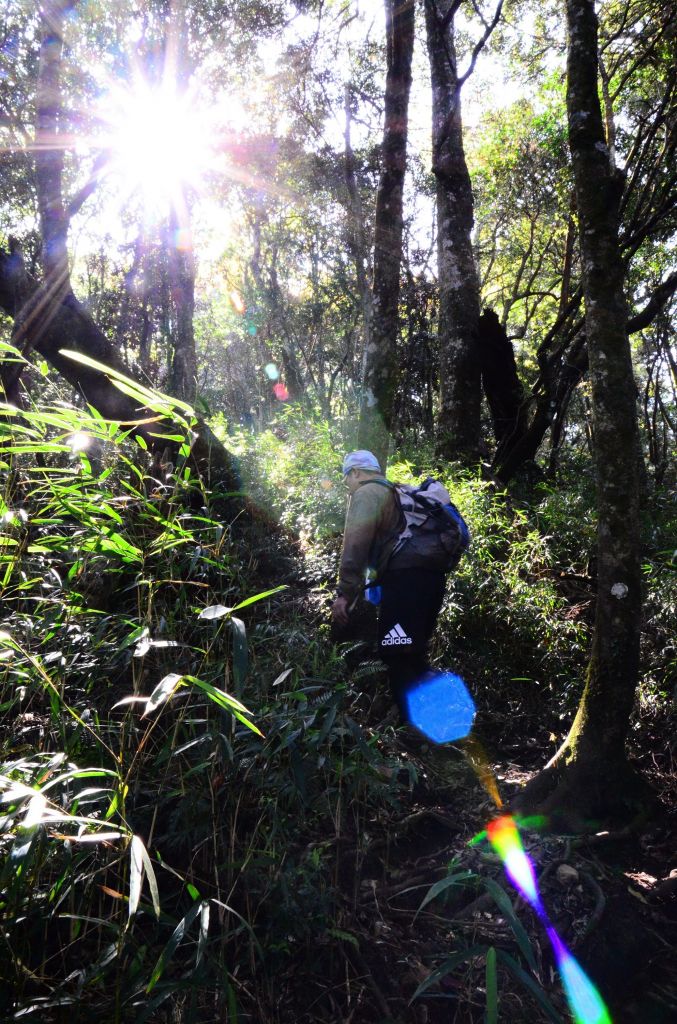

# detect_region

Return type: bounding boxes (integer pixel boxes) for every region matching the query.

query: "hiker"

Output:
[332,450,457,721]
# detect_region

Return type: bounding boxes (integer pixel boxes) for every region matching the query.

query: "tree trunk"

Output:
[0,248,239,493]
[357,0,415,470]
[344,86,373,399]
[515,0,652,825]
[478,309,526,449]
[166,5,198,404]
[35,0,73,288]
[0,5,237,496]
[168,201,197,403]
[424,0,481,464]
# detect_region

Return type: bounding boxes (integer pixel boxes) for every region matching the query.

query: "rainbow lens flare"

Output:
[487,815,541,910]
[404,671,476,743]
[485,815,612,1024]
[548,928,612,1024]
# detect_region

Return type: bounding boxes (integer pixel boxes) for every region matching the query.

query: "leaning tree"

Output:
[0,0,245,493]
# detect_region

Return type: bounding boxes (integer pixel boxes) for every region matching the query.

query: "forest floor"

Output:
[235,507,677,1024]
[318,674,677,1024]
[4,479,675,1024]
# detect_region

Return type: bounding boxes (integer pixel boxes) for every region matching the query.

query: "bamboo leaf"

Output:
[483,878,538,973]
[138,838,161,920]
[230,585,287,611]
[59,350,194,414]
[485,947,498,1024]
[186,676,263,737]
[495,950,564,1023]
[198,604,231,620]
[112,696,149,710]
[196,900,210,967]
[416,869,476,916]
[146,902,202,993]
[410,944,489,1002]
[129,835,144,918]
[231,617,248,693]
[272,668,293,687]
[143,673,184,717]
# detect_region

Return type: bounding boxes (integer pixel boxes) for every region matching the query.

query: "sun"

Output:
[99,75,215,217]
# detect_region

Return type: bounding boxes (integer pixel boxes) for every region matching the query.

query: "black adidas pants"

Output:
[377,567,447,721]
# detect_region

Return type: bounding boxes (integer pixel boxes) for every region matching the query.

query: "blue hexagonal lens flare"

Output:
[404,671,476,744]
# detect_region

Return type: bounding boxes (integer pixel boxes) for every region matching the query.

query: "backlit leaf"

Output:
[143,674,184,717]
[129,835,144,918]
[198,604,231,620]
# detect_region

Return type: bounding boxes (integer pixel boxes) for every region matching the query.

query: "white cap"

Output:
[342,450,381,475]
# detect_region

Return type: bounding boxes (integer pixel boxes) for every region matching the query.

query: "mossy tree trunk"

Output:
[517,0,649,824]
[424,0,481,464]
[357,0,415,470]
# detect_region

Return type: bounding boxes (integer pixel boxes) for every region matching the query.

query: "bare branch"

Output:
[458,0,504,87]
[66,149,111,219]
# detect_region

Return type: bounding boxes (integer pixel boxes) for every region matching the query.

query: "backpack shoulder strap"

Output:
[354,478,406,539]
[354,478,396,493]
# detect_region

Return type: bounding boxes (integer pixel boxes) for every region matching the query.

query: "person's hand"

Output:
[332,595,351,626]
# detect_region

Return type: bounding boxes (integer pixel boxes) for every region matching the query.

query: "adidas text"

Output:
[381,624,412,646]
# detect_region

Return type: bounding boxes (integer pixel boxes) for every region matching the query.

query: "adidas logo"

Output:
[381,623,413,646]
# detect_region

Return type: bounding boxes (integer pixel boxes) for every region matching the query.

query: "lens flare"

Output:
[230,290,246,314]
[484,815,613,1024]
[460,734,503,807]
[404,671,475,744]
[486,814,542,910]
[548,929,612,1024]
[416,701,612,1023]
[66,431,91,453]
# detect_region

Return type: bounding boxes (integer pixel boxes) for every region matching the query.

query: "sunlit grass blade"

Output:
[184,675,263,736]
[196,900,210,967]
[485,946,498,1024]
[129,834,144,918]
[59,349,196,416]
[230,585,287,611]
[146,902,202,993]
[143,673,184,717]
[231,616,248,694]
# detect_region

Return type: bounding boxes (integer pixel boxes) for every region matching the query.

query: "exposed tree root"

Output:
[511,755,659,833]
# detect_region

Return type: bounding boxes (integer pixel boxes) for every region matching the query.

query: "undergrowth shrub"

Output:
[219,404,346,542]
[438,473,590,734]
[2,378,673,1023]
[0,372,412,1022]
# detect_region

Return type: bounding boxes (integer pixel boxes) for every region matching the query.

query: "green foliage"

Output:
[3,373,674,1019]
[414,468,590,720]
[225,403,346,541]
[0,361,291,1018]
[0,363,415,1021]
[413,868,565,1023]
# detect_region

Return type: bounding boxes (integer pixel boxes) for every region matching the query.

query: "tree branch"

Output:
[627,271,677,334]
[458,0,504,87]
[66,149,111,219]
